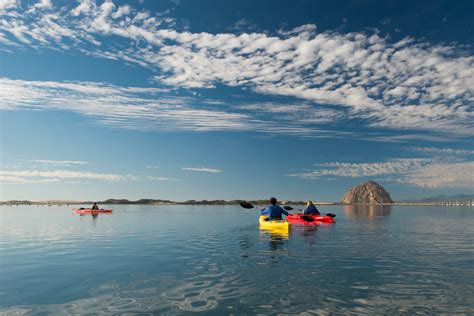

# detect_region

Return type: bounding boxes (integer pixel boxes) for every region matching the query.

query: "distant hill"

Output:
[100,198,174,205]
[418,194,474,202]
[398,194,474,206]
[0,198,334,206]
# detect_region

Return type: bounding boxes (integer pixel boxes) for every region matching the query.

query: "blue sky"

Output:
[0,0,473,201]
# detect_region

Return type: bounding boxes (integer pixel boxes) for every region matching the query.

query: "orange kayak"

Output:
[73,208,113,214]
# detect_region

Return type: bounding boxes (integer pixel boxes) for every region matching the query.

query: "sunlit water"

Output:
[1,205,473,315]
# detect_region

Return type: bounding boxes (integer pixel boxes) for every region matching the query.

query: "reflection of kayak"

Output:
[73,208,113,214]
[286,213,334,225]
[259,216,290,230]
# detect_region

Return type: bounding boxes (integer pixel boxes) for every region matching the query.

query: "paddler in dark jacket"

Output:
[260,197,288,221]
[303,200,320,215]
[91,202,99,210]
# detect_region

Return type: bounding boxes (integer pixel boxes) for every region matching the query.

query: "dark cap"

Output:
[269,197,277,205]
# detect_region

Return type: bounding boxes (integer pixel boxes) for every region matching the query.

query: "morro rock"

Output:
[342,181,394,204]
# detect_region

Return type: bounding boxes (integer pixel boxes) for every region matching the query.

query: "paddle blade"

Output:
[283,205,294,211]
[325,213,336,218]
[240,201,255,209]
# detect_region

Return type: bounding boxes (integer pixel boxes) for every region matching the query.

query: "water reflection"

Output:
[343,204,392,218]
[259,229,289,240]
[296,226,318,245]
[259,230,289,254]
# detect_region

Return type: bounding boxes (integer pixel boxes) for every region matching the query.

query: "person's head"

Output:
[306,200,314,207]
[93,202,97,205]
[269,197,277,205]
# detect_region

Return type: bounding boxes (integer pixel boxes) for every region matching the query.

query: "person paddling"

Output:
[91,202,99,210]
[260,197,288,221]
[303,200,320,215]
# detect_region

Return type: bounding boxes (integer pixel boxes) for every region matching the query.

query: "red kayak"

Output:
[286,213,335,225]
[73,208,113,214]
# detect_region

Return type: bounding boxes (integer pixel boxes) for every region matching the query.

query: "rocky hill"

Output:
[342,181,394,204]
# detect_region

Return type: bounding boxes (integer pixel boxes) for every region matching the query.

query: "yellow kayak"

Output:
[259,216,290,231]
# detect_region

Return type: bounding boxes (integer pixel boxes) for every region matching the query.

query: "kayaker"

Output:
[303,200,320,215]
[260,197,288,221]
[91,202,99,210]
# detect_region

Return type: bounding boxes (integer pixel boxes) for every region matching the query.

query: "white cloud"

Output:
[0,2,473,136]
[71,0,95,16]
[147,176,181,181]
[181,167,222,173]
[33,0,52,9]
[400,161,474,188]
[0,169,132,183]
[288,159,430,179]
[237,102,342,124]
[407,147,474,157]
[0,77,258,133]
[0,0,17,11]
[23,159,88,166]
[0,175,59,184]
[145,166,160,169]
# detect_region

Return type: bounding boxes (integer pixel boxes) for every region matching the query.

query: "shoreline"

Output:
[1,200,472,207]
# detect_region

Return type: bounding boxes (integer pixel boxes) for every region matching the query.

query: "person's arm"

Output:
[303,207,308,214]
[281,206,289,216]
[260,207,269,215]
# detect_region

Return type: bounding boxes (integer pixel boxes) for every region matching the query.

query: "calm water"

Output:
[0,205,473,315]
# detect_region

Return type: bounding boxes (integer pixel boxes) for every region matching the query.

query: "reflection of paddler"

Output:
[259,230,289,254]
[259,228,289,240]
[91,211,99,219]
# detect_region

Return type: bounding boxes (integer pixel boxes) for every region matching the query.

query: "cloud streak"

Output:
[147,176,181,181]
[181,167,222,173]
[0,77,256,133]
[407,147,474,157]
[0,169,132,183]
[22,159,88,166]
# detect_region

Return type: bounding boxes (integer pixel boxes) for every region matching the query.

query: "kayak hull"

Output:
[73,208,113,214]
[286,213,334,225]
[259,215,290,230]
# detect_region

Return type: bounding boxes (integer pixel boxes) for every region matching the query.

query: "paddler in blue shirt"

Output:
[260,197,289,221]
[303,200,320,215]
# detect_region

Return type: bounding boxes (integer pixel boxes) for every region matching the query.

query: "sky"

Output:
[0,0,473,202]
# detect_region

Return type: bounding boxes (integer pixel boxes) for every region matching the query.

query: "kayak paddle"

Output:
[240,201,292,212]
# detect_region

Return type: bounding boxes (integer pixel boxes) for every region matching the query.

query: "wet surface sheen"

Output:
[1,204,473,314]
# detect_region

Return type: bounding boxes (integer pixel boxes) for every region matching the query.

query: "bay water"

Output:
[1,205,473,314]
